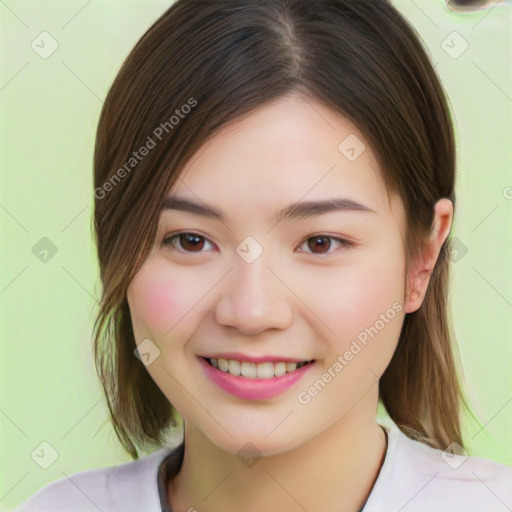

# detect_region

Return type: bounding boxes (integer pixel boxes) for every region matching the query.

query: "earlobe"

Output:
[404,198,454,314]
[404,277,426,314]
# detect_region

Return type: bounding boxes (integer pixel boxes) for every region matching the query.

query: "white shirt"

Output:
[14,420,512,512]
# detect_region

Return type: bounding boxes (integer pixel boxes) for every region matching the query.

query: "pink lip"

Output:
[200,352,308,364]
[198,357,315,400]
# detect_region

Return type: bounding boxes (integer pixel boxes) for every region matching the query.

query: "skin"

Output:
[127,92,453,512]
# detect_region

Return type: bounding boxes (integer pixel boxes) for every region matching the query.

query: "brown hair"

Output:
[92,0,481,459]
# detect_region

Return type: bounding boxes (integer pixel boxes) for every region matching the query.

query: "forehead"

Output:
[170,94,403,227]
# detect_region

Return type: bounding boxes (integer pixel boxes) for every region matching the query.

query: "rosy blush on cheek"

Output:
[135,279,179,335]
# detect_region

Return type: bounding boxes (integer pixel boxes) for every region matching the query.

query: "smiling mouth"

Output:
[201,357,315,379]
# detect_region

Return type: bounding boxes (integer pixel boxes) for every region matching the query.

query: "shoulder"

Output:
[365,423,512,512]
[14,447,172,512]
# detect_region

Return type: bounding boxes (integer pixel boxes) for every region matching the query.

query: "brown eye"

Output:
[299,235,353,256]
[162,232,213,253]
[307,236,332,254]
[179,234,205,252]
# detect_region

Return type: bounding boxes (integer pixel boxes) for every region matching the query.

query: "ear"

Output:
[404,198,453,314]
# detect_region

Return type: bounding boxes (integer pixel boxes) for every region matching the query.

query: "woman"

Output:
[15,0,512,511]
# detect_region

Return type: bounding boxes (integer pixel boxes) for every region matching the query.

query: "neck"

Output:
[168,388,387,512]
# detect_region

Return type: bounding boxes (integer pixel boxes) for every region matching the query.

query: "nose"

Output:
[215,254,294,335]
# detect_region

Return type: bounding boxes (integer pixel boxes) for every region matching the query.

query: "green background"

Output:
[1,0,511,509]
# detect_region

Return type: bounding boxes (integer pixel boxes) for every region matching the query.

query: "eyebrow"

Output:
[161,195,377,226]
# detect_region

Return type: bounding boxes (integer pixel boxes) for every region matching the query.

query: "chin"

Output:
[200,423,306,459]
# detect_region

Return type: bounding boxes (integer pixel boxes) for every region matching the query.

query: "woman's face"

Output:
[127,93,410,455]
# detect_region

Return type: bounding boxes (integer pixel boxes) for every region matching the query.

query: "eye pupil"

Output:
[181,234,205,251]
[308,236,331,253]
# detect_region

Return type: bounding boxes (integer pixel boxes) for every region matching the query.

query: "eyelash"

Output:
[161,232,354,257]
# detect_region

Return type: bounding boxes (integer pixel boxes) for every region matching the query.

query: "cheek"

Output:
[145,283,178,329]
[328,250,405,346]
[128,274,180,338]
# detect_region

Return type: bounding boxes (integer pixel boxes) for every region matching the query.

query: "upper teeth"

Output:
[210,358,309,378]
